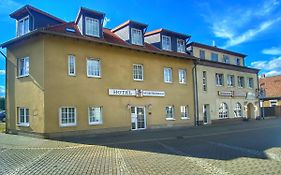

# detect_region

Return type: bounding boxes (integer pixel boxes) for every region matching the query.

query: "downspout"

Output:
[0,50,7,133]
[256,71,262,118]
[192,58,199,126]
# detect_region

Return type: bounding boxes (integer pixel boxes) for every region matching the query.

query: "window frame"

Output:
[133,64,144,81]
[180,105,189,119]
[68,55,76,76]
[87,58,101,78]
[59,107,77,127]
[17,16,30,37]
[227,75,235,87]
[237,76,245,88]
[199,50,205,59]
[18,107,30,127]
[211,52,219,62]
[219,103,228,119]
[223,55,230,64]
[235,58,241,66]
[178,69,187,84]
[248,78,254,89]
[164,67,173,83]
[165,106,175,120]
[177,39,185,53]
[234,102,243,118]
[215,73,224,86]
[162,35,172,51]
[85,16,100,37]
[17,57,29,78]
[88,106,103,125]
[203,71,207,91]
[131,28,143,46]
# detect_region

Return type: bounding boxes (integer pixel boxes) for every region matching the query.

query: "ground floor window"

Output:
[234,102,243,117]
[89,106,102,125]
[60,107,76,127]
[165,106,174,120]
[219,103,228,119]
[18,107,29,126]
[180,105,189,119]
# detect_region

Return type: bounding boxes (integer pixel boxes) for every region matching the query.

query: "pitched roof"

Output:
[10,5,65,23]
[187,42,247,58]
[145,28,191,39]
[111,20,148,32]
[259,75,281,98]
[75,7,105,24]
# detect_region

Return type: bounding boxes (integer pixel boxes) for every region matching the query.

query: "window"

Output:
[133,64,144,81]
[177,39,185,53]
[235,58,241,66]
[165,106,174,120]
[234,103,242,118]
[223,55,230,63]
[68,55,76,76]
[211,52,218,61]
[248,78,254,89]
[227,75,235,87]
[89,107,102,125]
[164,67,172,83]
[203,71,207,91]
[131,28,143,46]
[199,50,205,59]
[270,100,278,107]
[178,69,186,84]
[59,107,76,127]
[18,107,29,126]
[238,76,245,88]
[180,106,189,119]
[87,59,101,78]
[219,103,228,119]
[216,73,224,86]
[17,16,29,36]
[162,35,172,51]
[17,57,29,77]
[85,17,100,37]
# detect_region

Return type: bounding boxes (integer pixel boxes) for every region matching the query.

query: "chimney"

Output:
[212,40,216,47]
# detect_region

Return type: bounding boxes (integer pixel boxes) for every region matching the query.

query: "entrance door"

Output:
[203,104,210,124]
[247,103,255,119]
[131,106,146,130]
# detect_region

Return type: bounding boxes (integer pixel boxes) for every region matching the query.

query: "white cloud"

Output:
[262,47,281,55]
[251,56,281,77]
[0,86,5,94]
[204,0,281,48]
[0,70,5,75]
[103,17,110,27]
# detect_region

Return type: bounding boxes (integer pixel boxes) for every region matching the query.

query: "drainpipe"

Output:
[0,50,7,133]
[192,59,199,126]
[256,71,262,118]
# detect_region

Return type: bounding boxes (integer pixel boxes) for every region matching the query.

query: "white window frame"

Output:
[131,28,143,46]
[87,58,101,78]
[177,39,185,53]
[18,107,29,127]
[85,17,100,37]
[162,35,172,51]
[88,106,103,125]
[133,64,144,81]
[269,100,278,107]
[178,69,187,84]
[223,55,230,63]
[234,103,243,118]
[180,105,189,119]
[219,103,228,119]
[248,78,254,89]
[59,107,77,127]
[17,57,29,78]
[165,106,175,120]
[216,73,224,86]
[164,67,173,83]
[199,50,205,59]
[68,55,76,76]
[238,76,245,88]
[227,75,235,87]
[17,16,30,37]
[203,71,207,91]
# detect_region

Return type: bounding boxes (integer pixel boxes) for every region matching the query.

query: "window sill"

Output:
[89,122,103,125]
[87,75,101,79]
[60,123,77,127]
[218,117,229,120]
[227,85,234,88]
[179,82,187,85]
[18,123,30,127]
[166,118,175,121]
[164,81,173,84]
[181,117,190,120]
[216,85,224,87]
[17,75,29,79]
[134,79,144,82]
[68,74,76,77]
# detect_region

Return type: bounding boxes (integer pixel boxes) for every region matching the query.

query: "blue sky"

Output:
[0,0,281,97]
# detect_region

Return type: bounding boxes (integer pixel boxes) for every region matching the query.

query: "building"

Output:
[188,42,260,124]
[1,5,196,137]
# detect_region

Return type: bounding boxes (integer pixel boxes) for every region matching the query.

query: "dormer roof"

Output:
[145,28,190,39]
[75,7,105,24]
[111,20,148,32]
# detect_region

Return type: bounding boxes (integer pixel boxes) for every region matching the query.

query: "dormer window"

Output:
[17,16,29,37]
[85,17,100,37]
[131,28,143,46]
[177,39,185,53]
[162,35,171,51]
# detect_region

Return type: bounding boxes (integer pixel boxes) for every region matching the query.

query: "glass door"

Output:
[131,106,146,130]
[203,104,210,124]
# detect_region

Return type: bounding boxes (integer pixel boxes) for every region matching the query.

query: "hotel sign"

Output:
[233,91,246,97]
[109,89,165,97]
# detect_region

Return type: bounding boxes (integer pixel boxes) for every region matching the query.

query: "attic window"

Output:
[85,17,100,37]
[17,16,29,37]
[66,28,76,33]
[131,28,143,46]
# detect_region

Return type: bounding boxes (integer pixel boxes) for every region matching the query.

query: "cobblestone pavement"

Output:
[1,119,281,175]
